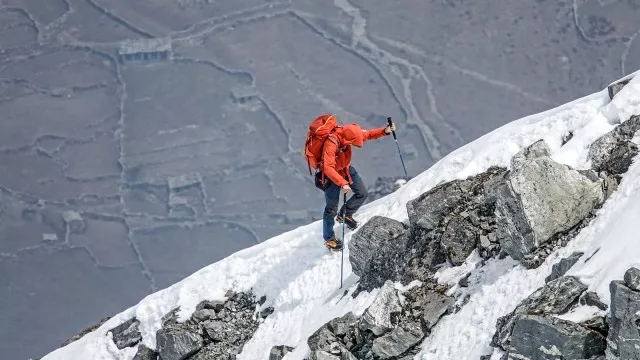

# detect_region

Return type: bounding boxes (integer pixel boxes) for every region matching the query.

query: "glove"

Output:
[384,122,396,134]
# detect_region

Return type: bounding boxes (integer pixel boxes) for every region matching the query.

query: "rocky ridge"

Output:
[95,290,273,360]
[288,76,640,360]
[60,76,640,360]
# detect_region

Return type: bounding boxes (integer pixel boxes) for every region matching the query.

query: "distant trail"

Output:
[172,1,291,44]
[83,0,154,38]
[0,6,41,39]
[621,31,639,76]
[103,44,159,293]
[373,35,556,107]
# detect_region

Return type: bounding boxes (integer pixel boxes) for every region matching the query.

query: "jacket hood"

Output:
[340,124,364,147]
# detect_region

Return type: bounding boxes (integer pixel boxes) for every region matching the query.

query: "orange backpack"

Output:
[304,114,339,176]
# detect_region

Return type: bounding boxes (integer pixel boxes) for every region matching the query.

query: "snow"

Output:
[41,71,640,360]
[555,305,606,323]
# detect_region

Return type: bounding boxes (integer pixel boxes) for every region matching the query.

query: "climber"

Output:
[314,119,396,250]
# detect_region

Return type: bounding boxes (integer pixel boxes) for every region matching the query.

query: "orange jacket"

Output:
[322,123,388,187]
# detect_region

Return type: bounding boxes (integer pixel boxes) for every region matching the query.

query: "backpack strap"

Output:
[326,134,340,148]
[317,132,344,186]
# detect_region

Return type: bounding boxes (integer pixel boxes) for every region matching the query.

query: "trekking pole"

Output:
[387,117,408,178]
[340,192,347,289]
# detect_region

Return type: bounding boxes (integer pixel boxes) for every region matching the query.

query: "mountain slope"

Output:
[41,71,640,360]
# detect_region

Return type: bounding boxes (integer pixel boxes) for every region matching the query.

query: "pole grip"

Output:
[387,117,397,140]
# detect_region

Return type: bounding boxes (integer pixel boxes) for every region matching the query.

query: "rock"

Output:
[348,216,410,290]
[589,115,640,175]
[191,309,217,323]
[360,281,402,336]
[341,351,358,360]
[492,276,587,349]
[195,299,225,312]
[62,210,86,234]
[580,316,609,337]
[579,291,608,311]
[510,139,551,169]
[308,324,337,354]
[371,321,425,359]
[600,171,619,200]
[469,211,481,226]
[156,328,203,360]
[329,312,357,336]
[406,180,468,232]
[562,131,574,145]
[458,273,471,288]
[202,320,225,341]
[623,267,640,290]
[420,291,454,330]
[608,77,632,100]
[315,351,340,360]
[440,216,477,266]
[269,345,295,360]
[260,306,274,318]
[109,318,142,349]
[479,235,491,249]
[545,252,584,283]
[600,140,638,175]
[161,308,181,327]
[132,344,158,360]
[403,166,506,280]
[606,280,640,360]
[507,315,606,360]
[189,343,233,360]
[496,140,604,262]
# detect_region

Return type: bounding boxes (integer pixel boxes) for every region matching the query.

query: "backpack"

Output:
[303,114,340,189]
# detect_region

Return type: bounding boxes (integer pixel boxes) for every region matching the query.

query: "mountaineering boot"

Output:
[325,236,343,251]
[336,214,358,231]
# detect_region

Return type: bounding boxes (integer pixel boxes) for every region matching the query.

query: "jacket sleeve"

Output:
[322,140,348,187]
[363,127,388,142]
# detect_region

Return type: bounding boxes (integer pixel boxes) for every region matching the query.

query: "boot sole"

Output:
[335,217,358,231]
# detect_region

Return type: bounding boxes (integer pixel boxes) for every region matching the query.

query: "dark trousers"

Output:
[322,166,368,240]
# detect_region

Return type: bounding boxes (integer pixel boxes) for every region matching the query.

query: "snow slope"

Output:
[41,71,640,360]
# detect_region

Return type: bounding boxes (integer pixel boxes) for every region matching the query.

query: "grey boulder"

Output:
[418,290,454,330]
[496,140,603,262]
[608,77,633,100]
[406,180,468,233]
[269,345,294,360]
[507,315,605,360]
[588,115,640,175]
[109,318,142,349]
[623,267,640,291]
[348,216,410,291]
[606,280,640,360]
[371,321,425,359]
[440,215,477,266]
[492,276,587,349]
[132,344,158,360]
[579,291,608,311]
[360,281,402,336]
[545,252,584,283]
[156,328,203,360]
